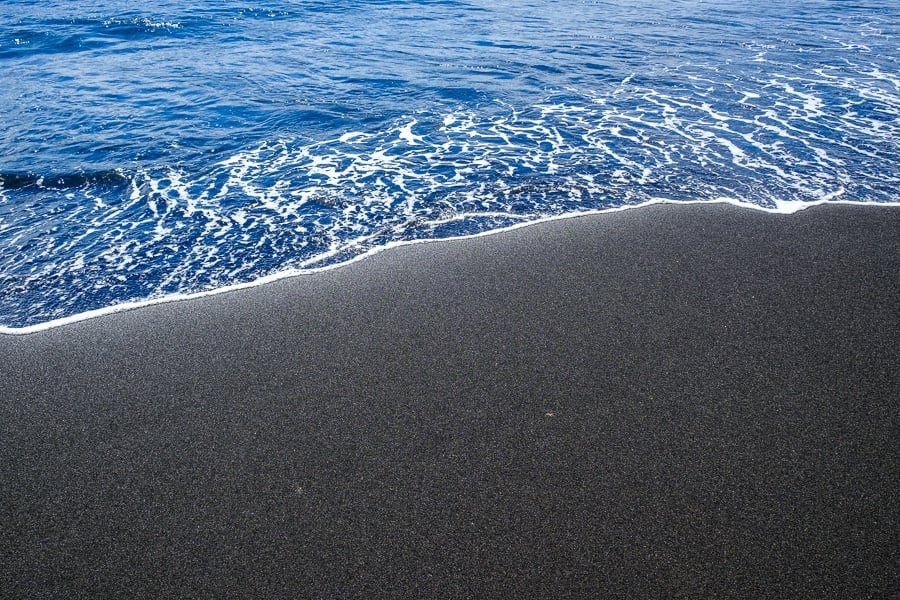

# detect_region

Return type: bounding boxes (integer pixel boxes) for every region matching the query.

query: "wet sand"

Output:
[1,204,898,598]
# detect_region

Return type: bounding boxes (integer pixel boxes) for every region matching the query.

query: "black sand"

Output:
[1,204,898,598]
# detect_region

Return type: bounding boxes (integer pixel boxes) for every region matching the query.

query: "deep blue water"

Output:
[1,0,898,330]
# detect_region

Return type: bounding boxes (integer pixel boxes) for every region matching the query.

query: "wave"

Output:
[0,16,188,60]
[0,170,130,191]
[1,0,898,330]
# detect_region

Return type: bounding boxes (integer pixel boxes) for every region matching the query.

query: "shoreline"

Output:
[3,197,898,335]
[2,203,898,597]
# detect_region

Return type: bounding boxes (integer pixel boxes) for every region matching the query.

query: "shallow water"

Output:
[1,0,899,330]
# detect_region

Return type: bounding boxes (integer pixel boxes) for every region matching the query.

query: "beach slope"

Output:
[1,204,898,598]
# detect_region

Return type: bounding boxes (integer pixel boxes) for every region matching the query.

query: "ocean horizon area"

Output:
[2,0,898,597]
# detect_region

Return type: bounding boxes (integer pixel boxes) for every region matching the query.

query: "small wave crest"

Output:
[0,170,130,191]
[0,14,188,60]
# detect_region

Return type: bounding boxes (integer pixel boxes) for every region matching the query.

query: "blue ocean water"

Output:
[1,0,898,331]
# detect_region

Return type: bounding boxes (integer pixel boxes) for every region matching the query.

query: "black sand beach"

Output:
[1,204,898,598]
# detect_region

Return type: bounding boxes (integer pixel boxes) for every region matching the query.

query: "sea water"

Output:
[1,0,898,331]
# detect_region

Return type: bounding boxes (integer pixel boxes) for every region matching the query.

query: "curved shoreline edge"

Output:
[3,197,899,335]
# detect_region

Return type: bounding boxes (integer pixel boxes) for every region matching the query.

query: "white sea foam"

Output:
[102,17,182,30]
[398,120,422,145]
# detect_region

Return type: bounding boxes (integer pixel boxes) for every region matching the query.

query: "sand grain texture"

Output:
[1,204,898,598]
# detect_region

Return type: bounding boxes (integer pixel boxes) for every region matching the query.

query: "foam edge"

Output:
[2,197,898,335]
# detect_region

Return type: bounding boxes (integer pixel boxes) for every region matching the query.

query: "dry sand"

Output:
[2,204,898,597]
